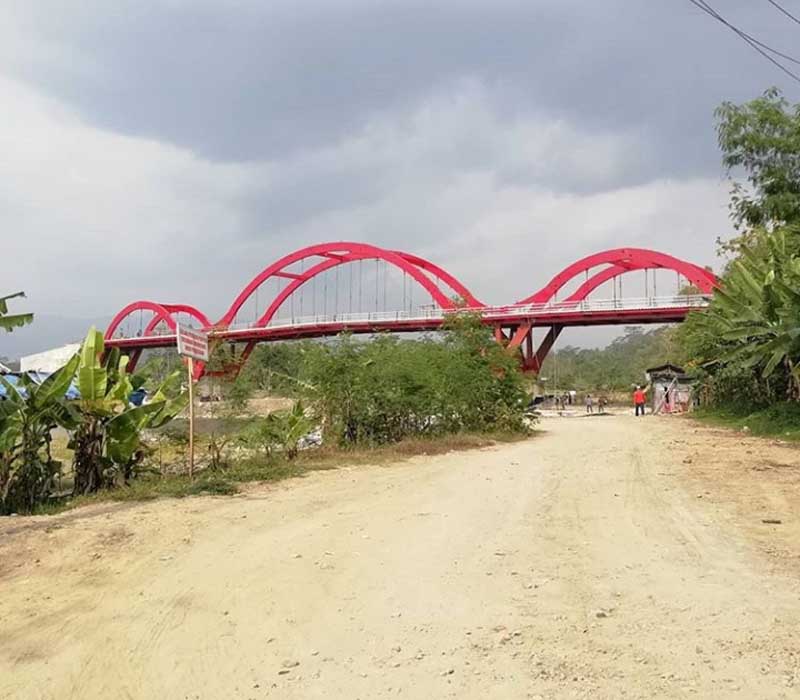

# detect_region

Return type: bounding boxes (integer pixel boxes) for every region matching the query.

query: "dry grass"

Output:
[33,430,532,515]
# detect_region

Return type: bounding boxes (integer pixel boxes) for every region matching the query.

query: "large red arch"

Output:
[519,248,717,305]
[220,241,480,327]
[251,250,483,329]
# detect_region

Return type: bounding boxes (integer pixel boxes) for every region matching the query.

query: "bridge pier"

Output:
[501,323,563,374]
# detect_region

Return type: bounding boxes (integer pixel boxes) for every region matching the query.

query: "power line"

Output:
[691,0,800,71]
[692,0,800,69]
[766,0,800,28]
[747,33,800,67]
[686,0,800,84]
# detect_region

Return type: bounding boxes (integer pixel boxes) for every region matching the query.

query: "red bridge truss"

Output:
[105,242,717,377]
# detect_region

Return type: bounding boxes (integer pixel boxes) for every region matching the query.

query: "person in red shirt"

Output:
[633,385,647,416]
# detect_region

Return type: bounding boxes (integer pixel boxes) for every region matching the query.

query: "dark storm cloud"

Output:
[12,0,798,181]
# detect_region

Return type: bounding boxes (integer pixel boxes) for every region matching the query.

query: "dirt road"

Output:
[1,415,799,699]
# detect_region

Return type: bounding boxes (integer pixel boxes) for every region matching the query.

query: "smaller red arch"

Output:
[105,301,212,340]
[519,248,717,305]
[105,300,177,340]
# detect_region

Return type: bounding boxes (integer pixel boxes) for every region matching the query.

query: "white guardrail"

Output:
[120,295,710,339]
[225,294,711,334]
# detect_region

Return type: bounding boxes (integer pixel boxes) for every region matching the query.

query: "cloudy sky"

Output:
[2,0,799,356]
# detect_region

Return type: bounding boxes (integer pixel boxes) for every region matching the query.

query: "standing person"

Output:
[585,394,594,414]
[633,385,647,416]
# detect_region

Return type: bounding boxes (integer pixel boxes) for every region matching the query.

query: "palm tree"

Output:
[0,292,33,332]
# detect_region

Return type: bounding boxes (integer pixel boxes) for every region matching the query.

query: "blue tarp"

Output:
[0,372,81,400]
[0,373,24,399]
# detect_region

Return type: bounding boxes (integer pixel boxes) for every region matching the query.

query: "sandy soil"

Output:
[1,415,798,699]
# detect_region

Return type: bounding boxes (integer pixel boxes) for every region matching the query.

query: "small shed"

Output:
[645,364,693,414]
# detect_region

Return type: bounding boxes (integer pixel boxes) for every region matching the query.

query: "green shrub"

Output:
[301,315,530,446]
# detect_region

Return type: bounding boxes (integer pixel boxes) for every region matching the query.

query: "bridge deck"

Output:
[105,295,708,350]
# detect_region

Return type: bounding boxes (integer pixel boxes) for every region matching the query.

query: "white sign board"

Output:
[176,324,209,362]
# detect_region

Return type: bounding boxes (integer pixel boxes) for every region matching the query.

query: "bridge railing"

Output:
[230,294,711,331]
[118,295,710,338]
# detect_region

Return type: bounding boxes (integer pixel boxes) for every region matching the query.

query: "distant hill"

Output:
[538,326,685,392]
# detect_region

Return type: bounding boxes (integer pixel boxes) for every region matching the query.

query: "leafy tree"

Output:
[681,227,800,401]
[0,292,33,332]
[676,90,800,409]
[716,88,800,250]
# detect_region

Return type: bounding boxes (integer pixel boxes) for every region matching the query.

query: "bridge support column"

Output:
[504,323,562,374]
[126,349,143,373]
[524,325,562,373]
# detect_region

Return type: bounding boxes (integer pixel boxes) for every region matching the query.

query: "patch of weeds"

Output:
[692,404,800,441]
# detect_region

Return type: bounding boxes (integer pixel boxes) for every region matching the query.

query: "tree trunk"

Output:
[72,420,105,495]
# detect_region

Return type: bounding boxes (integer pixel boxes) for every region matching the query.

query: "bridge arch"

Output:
[519,248,717,305]
[105,301,211,341]
[220,241,482,328]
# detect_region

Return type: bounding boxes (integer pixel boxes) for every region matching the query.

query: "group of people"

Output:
[552,385,651,416]
[588,387,649,415]
[583,394,607,414]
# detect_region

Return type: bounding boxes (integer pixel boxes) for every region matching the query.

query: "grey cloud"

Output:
[0,0,792,356]
[8,0,794,180]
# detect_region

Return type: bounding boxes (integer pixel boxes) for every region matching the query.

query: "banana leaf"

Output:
[78,328,108,401]
[32,354,80,411]
[106,402,164,464]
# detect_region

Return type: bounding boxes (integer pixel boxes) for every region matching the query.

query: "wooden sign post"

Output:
[176,324,209,480]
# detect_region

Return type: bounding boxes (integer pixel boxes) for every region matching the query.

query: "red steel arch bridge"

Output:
[105,242,717,378]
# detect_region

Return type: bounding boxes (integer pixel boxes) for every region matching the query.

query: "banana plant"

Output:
[0,356,79,514]
[239,401,313,461]
[0,291,33,332]
[70,328,188,494]
[695,228,800,397]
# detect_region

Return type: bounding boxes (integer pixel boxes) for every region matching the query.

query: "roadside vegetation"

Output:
[2,316,533,515]
[691,403,800,441]
[1,328,188,515]
[677,88,800,429]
